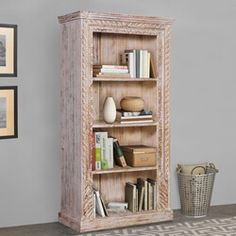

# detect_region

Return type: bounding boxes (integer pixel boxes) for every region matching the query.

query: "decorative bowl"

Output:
[120,96,144,112]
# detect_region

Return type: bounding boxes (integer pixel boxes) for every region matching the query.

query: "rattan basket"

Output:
[177,163,218,218]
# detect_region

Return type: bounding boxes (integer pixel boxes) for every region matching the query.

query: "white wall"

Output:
[0,0,235,227]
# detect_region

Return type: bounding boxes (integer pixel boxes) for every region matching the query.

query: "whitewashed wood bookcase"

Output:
[58,11,174,233]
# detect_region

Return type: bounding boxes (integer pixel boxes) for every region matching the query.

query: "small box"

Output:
[121,145,156,167]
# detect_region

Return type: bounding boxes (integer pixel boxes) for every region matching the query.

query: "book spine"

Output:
[93,65,128,69]
[113,139,127,167]
[95,132,101,170]
[108,138,114,168]
[144,180,147,210]
[143,50,148,78]
[94,191,105,217]
[136,50,140,78]
[101,133,108,169]
[147,52,150,78]
[128,52,134,78]
[99,68,129,73]
[140,50,143,78]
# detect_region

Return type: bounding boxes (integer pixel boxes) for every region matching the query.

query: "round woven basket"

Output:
[120,96,144,112]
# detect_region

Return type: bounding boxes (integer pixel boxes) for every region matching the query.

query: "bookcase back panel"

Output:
[93,32,158,77]
[93,170,156,203]
[94,126,157,147]
[92,81,158,121]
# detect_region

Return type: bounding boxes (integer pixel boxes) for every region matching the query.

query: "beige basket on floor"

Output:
[177,163,218,218]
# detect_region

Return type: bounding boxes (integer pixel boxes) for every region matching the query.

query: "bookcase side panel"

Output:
[60,20,83,220]
[158,25,172,210]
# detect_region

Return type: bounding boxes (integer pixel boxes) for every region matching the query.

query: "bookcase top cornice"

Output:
[58,11,174,25]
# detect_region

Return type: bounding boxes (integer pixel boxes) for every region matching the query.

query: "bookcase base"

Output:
[59,210,173,233]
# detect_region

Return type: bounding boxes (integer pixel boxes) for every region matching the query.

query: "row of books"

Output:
[125,178,157,213]
[121,49,151,78]
[93,64,130,78]
[117,109,153,124]
[92,132,127,170]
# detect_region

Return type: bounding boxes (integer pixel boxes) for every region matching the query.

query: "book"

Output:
[125,182,137,212]
[107,137,114,168]
[137,178,148,210]
[94,132,102,170]
[94,73,130,78]
[147,182,153,210]
[93,68,129,74]
[100,194,109,217]
[147,178,157,210]
[98,132,108,170]
[113,138,127,167]
[93,65,128,69]
[120,119,153,124]
[150,55,156,78]
[107,202,128,209]
[137,183,144,212]
[116,109,153,117]
[94,190,105,217]
[120,115,153,120]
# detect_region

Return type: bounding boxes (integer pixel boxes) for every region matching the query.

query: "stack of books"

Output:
[93,64,130,78]
[121,49,152,78]
[117,109,153,124]
[125,178,157,213]
[92,132,127,170]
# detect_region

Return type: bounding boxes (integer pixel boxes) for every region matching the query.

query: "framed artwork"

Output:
[0,86,17,139]
[0,24,17,77]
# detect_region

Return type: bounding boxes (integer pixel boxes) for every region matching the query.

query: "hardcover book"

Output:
[125,182,137,212]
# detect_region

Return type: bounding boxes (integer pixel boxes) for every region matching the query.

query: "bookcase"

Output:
[58,11,174,233]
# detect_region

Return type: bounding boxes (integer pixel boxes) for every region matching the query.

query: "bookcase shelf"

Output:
[93,120,158,129]
[58,11,173,233]
[93,77,159,82]
[92,165,157,175]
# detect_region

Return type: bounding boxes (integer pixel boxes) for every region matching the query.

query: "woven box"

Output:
[122,145,156,167]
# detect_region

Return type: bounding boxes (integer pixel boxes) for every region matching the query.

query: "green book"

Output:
[113,138,127,167]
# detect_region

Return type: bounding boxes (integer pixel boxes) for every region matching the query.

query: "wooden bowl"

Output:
[120,96,144,112]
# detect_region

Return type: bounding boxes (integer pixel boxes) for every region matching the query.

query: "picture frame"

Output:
[0,86,18,139]
[0,24,17,77]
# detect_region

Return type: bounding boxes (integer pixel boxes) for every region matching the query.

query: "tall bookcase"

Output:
[58,11,173,233]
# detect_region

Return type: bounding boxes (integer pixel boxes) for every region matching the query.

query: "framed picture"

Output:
[0,86,17,139]
[0,24,17,77]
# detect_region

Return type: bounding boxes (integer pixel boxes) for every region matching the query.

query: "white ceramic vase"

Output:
[103,97,116,124]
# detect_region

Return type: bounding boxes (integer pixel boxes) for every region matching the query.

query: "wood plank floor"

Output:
[0,204,236,236]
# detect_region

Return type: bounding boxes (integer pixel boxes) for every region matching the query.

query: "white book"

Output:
[94,190,105,217]
[147,52,151,78]
[128,52,134,78]
[107,137,114,168]
[100,132,108,169]
[107,202,128,209]
[99,68,129,73]
[120,119,153,124]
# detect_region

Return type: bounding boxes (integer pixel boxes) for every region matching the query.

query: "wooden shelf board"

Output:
[92,165,157,175]
[93,77,158,82]
[93,120,158,128]
[96,209,158,218]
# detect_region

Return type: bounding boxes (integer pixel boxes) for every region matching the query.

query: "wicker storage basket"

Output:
[177,164,218,218]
